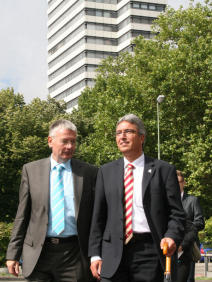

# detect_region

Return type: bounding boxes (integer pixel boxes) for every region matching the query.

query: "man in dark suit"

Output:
[6,119,98,282]
[176,170,205,282]
[89,114,185,282]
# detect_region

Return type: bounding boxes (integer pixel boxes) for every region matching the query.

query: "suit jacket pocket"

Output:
[24,235,33,247]
[103,231,111,242]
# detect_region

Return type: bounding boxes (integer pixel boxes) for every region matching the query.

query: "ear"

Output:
[48,136,53,148]
[140,134,145,143]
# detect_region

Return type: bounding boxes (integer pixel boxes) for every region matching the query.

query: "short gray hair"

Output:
[116,114,146,136]
[49,119,77,137]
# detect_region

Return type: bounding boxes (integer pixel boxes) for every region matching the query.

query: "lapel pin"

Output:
[148,169,152,173]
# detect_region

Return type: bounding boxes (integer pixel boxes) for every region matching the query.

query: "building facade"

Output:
[47,0,167,111]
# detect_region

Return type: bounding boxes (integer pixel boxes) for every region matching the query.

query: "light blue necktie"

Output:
[51,165,65,235]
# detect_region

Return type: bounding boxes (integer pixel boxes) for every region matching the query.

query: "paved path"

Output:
[195,262,212,279]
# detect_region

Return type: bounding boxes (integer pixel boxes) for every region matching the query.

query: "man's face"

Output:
[116,121,145,161]
[48,128,77,163]
[177,175,185,192]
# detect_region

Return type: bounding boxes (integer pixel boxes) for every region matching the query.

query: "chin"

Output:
[65,155,72,160]
[120,149,130,154]
[61,155,72,162]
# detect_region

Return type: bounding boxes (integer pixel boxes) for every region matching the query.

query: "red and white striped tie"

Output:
[124,163,134,244]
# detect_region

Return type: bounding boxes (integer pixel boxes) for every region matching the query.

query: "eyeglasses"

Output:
[115,129,138,136]
[52,136,76,145]
[61,139,76,145]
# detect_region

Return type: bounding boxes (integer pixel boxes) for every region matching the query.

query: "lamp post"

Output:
[157,95,165,160]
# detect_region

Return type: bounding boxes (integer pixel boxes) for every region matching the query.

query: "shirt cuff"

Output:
[91,256,102,263]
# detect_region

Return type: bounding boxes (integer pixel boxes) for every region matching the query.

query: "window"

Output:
[149,4,156,10]
[140,3,148,9]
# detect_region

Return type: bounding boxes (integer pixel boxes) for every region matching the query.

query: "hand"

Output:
[160,237,176,256]
[90,260,102,280]
[6,260,19,277]
[178,245,183,252]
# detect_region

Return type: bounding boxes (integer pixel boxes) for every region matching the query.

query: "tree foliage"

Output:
[0,222,13,265]
[199,217,212,244]
[71,2,212,217]
[0,88,71,222]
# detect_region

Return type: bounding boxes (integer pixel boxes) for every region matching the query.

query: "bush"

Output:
[0,222,13,266]
[199,217,212,244]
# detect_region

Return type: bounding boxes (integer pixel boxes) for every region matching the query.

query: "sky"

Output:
[0,0,206,103]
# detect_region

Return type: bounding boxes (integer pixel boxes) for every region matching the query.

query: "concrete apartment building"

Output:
[47,0,167,111]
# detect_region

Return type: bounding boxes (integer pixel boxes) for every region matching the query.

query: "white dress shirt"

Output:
[47,156,77,237]
[124,153,150,233]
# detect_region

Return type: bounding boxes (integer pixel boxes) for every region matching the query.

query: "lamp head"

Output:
[157,95,165,103]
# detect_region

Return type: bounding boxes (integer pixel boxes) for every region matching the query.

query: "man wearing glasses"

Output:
[89,113,185,282]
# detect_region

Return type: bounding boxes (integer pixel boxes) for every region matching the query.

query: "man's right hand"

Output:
[90,260,102,280]
[6,260,19,277]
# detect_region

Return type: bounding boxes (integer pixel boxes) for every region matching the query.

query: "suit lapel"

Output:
[116,158,125,200]
[71,159,83,221]
[40,158,51,211]
[182,192,187,209]
[142,155,156,199]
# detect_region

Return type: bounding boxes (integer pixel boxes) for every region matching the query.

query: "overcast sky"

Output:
[0,0,206,103]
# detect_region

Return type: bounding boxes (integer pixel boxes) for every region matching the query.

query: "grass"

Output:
[196,277,212,280]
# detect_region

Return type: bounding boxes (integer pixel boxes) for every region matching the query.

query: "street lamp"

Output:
[157,95,165,160]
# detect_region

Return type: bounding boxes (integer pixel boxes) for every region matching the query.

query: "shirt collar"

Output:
[124,153,144,168]
[50,155,72,171]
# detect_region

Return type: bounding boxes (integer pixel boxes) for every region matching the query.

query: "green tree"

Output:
[199,217,212,243]
[71,2,212,216]
[0,222,13,266]
[182,93,212,217]
[0,88,71,222]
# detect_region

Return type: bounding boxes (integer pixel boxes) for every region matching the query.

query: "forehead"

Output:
[53,128,76,138]
[116,121,137,130]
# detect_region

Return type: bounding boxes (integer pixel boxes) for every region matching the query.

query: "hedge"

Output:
[0,222,13,266]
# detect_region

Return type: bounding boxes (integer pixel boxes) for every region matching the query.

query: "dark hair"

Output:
[176,170,184,181]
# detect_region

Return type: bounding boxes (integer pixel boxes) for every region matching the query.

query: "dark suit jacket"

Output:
[6,157,98,278]
[182,192,205,245]
[88,155,185,278]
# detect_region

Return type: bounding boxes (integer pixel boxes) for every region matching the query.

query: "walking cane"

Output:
[163,242,171,281]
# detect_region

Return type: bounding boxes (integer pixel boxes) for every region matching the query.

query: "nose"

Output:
[65,142,74,148]
[66,143,71,148]
[120,132,127,138]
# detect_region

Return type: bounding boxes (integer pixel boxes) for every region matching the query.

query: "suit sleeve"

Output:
[6,165,31,261]
[88,167,107,258]
[192,197,205,231]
